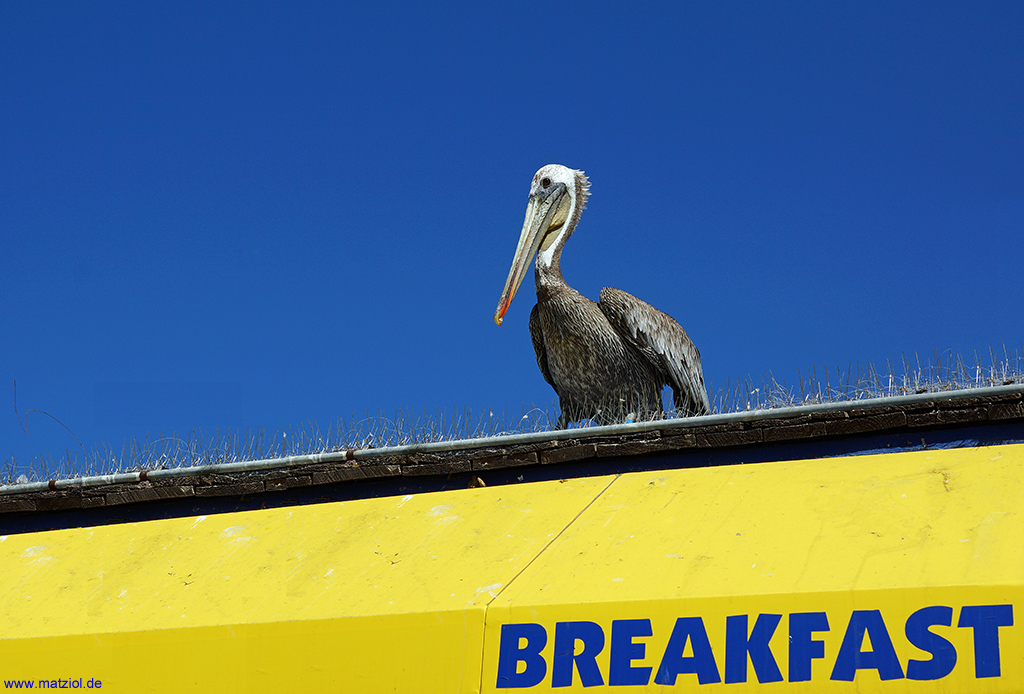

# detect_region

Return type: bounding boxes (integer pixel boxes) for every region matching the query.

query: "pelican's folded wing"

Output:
[598,287,710,417]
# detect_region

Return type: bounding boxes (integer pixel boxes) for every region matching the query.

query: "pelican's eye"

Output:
[541,177,552,188]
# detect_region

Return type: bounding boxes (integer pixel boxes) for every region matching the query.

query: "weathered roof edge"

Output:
[2,384,1022,507]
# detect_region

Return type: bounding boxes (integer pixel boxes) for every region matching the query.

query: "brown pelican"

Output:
[495,164,710,426]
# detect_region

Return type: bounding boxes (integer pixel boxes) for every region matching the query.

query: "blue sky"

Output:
[2,2,1022,469]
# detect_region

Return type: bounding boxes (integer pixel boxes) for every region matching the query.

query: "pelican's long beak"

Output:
[494,185,566,325]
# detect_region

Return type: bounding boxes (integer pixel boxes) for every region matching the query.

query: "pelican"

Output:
[495,164,710,426]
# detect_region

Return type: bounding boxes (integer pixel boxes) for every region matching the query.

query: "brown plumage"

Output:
[496,164,710,426]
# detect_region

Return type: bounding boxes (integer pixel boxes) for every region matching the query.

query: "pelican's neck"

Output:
[534,234,557,278]
[535,213,573,289]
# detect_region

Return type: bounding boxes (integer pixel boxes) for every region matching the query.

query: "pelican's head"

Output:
[494,164,590,326]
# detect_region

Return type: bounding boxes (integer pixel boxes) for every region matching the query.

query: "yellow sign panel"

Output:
[0,444,1020,691]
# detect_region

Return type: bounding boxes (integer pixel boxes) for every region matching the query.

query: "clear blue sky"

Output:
[2,2,1022,469]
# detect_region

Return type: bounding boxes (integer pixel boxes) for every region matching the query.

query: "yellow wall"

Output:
[0,444,1020,691]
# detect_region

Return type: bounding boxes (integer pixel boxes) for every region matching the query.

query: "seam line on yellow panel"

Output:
[474,473,622,693]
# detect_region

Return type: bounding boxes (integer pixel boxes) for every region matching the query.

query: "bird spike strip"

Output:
[4,344,1023,485]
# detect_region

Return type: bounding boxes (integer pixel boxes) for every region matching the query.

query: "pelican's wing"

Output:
[598,287,710,417]
[529,303,557,391]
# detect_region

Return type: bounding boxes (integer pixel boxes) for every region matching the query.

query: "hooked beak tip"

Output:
[495,294,513,326]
